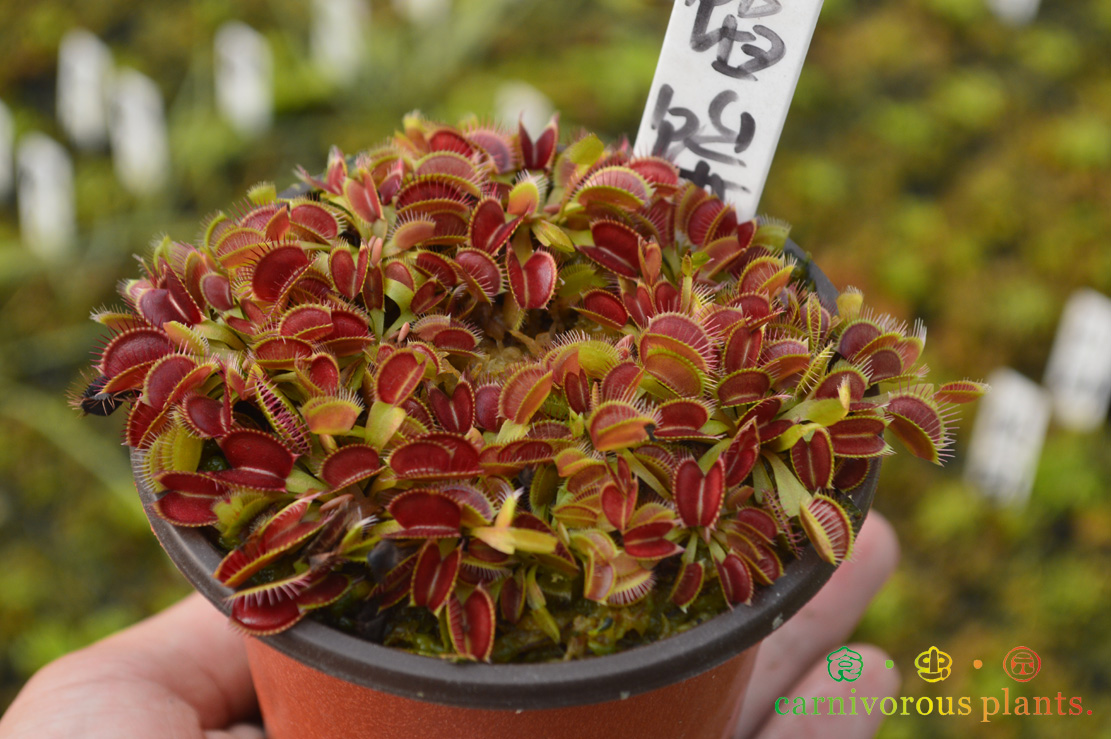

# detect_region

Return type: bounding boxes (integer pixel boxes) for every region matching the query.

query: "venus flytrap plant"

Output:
[76,113,983,662]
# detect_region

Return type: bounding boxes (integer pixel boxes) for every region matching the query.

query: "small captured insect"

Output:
[366,540,404,582]
[79,375,135,417]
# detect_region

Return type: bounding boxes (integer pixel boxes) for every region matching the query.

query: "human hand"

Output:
[0,593,260,739]
[735,510,902,738]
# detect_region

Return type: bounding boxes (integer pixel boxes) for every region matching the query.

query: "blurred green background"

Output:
[0,1,1108,736]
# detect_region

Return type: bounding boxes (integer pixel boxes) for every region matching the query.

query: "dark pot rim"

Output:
[136,450,878,711]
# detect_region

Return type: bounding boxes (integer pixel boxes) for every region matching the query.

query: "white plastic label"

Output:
[109,69,170,195]
[57,30,113,151]
[0,100,13,200]
[214,22,274,137]
[311,0,370,86]
[635,0,823,220]
[495,81,555,140]
[393,0,451,26]
[1043,289,1111,432]
[16,133,76,260]
[986,0,1040,26]
[964,368,1050,506]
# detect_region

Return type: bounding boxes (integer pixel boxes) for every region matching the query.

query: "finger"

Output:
[734,511,899,737]
[205,723,267,739]
[753,643,900,739]
[89,593,258,730]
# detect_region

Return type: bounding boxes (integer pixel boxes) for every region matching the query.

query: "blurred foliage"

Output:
[0,0,1108,735]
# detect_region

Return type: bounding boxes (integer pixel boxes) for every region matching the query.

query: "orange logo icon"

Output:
[914,646,952,682]
[1004,646,1041,682]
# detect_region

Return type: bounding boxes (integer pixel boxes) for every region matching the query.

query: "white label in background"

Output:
[986,0,1041,26]
[495,81,555,140]
[311,0,370,86]
[392,0,451,26]
[0,100,13,200]
[635,0,822,220]
[964,368,1050,506]
[1043,289,1111,432]
[57,29,114,151]
[109,69,170,195]
[214,22,274,138]
[16,133,76,260]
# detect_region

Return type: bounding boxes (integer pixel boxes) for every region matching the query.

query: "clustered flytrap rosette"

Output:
[80,114,983,662]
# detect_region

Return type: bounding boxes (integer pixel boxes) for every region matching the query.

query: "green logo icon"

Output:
[827,646,864,683]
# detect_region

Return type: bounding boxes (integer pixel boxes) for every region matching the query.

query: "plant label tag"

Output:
[109,70,169,195]
[635,0,823,220]
[986,0,1041,26]
[964,368,1050,506]
[57,29,114,151]
[1043,289,1111,432]
[215,22,274,137]
[16,133,76,260]
[0,99,13,200]
[311,0,370,86]
[495,81,555,139]
[393,0,451,26]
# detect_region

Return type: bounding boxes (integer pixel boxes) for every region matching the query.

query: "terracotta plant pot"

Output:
[136,450,879,739]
